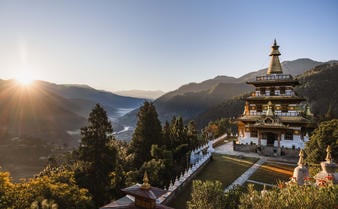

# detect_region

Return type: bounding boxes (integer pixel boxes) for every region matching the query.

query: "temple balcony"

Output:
[252,92,295,97]
[245,111,301,117]
[246,95,305,102]
[255,74,293,81]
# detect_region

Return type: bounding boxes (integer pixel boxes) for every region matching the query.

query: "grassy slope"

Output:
[247,162,295,190]
[168,154,258,209]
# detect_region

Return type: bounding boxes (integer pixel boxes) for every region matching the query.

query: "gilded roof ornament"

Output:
[267,39,283,74]
[141,171,151,190]
[298,149,304,166]
[325,145,332,163]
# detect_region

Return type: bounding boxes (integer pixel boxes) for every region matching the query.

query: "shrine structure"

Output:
[237,40,315,156]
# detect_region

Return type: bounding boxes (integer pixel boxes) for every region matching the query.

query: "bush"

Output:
[239,183,337,209]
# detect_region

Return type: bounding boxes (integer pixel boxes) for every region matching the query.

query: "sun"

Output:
[15,72,35,86]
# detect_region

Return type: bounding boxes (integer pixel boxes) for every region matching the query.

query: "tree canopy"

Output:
[129,102,163,169]
[305,119,338,163]
[76,104,117,207]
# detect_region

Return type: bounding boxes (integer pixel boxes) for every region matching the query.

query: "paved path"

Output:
[214,141,297,191]
[224,158,266,191]
[214,140,261,158]
[214,141,267,192]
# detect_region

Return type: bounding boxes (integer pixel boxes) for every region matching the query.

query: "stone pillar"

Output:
[277,133,281,156]
[258,130,261,146]
[257,130,262,154]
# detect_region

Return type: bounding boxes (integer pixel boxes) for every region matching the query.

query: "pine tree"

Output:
[76,104,117,207]
[162,121,171,148]
[130,102,162,169]
[305,119,338,163]
[187,120,198,149]
[170,116,185,147]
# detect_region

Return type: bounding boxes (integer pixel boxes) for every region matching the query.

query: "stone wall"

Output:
[281,147,301,157]
[233,143,257,152]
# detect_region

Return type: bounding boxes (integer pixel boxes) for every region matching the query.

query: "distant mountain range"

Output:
[120,58,325,127]
[1,58,337,179]
[0,80,146,146]
[114,89,165,100]
[1,58,336,146]
[193,61,338,128]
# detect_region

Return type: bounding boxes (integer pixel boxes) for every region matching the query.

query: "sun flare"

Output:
[15,73,35,86]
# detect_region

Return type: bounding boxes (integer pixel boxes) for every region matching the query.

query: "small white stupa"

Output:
[291,149,309,185]
[314,145,338,185]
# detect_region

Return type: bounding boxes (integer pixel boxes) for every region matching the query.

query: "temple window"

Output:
[250,129,257,137]
[261,88,266,95]
[282,104,288,112]
[280,87,285,94]
[285,130,293,140]
[285,89,293,96]
[275,89,280,95]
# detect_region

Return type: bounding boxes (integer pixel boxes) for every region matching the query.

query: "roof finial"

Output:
[267,39,283,74]
[141,171,151,190]
[325,145,332,163]
[298,149,304,166]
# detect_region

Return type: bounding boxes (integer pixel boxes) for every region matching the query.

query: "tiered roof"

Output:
[101,172,173,209]
[238,40,314,127]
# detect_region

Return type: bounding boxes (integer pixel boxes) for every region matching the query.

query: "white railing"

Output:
[256,74,293,81]
[158,141,215,204]
[246,112,300,117]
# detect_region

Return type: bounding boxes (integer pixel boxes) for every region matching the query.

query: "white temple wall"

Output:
[239,133,305,149]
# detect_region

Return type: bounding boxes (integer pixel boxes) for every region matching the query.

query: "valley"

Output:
[1,58,337,181]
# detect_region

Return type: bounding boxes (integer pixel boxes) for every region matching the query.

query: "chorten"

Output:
[237,40,315,156]
[314,145,338,185]
[291,149,309,185]
[267,39,283,74]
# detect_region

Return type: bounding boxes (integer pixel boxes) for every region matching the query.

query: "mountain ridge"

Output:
[194,61,338,128]
[114,89,165,100]
[119,58,325,127]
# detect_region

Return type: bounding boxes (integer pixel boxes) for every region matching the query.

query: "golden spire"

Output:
[141,171,151,190]
[267,39,283,74]
[325,145,332,163]
[298,149,304,166]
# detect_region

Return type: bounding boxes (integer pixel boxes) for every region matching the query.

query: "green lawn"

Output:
[248,162,295,186]
[168,154,258,209]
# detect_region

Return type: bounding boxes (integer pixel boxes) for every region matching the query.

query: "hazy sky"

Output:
[0,0,337,92]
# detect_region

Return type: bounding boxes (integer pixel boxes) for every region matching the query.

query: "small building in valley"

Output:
[237,40,316,156]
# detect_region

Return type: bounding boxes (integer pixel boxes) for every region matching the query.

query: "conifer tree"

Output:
[76,104,117,207]
[170,116,185,147]
[162,121,171,148]
[187,120,198,149]
[305,119,338,163]
[130,102,162,168]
